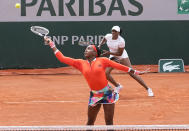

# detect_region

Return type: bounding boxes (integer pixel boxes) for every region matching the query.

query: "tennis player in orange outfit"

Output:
[44,37,147,126]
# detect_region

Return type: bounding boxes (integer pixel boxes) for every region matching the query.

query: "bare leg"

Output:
[106,67,120,87]
[103,104,115,125]
[120,58,149,90]
[86,104,101,125]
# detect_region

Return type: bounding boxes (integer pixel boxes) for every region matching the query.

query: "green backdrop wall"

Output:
[0,21,188,69]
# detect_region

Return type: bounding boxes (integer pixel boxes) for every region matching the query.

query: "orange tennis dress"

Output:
[55,50,131,91]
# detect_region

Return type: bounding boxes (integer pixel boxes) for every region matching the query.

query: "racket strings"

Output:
[33,28,48,35]
[31,26,49,36]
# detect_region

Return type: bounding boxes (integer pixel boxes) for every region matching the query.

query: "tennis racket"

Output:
[30,26,50,44]
[30,26,49,37]
[78,41,93,46]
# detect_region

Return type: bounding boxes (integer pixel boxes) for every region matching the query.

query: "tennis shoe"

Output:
[114,84,123,93]
[147,88,154,97]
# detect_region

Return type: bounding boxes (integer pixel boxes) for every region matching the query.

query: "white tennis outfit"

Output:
[105,34,129,59]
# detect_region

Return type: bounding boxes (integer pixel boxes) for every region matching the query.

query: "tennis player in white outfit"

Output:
[98,26,154,97]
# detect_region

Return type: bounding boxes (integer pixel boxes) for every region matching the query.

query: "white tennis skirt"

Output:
[109,49,129,59]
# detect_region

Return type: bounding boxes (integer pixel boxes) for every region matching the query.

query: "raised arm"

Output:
[98,37,107,49]
[44,37,81,69]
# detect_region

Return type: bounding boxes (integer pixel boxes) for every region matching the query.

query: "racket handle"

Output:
[49,41,55,48]
[44,36,51,45]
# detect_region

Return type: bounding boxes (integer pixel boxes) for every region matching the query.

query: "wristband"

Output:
[54,49,59,54]
[134,70,140,75]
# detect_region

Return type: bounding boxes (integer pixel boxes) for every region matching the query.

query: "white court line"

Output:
[3,99,142,104]
[4,99,136,104]
[4,100,86,104]
[0,125,189,130]
[3,98,158,104]
[5,98,187,105]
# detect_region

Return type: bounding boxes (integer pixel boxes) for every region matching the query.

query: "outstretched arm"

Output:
[44,37,81,69]
[103,58,147,75]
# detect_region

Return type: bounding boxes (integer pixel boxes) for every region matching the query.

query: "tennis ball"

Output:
[15,3,21,8]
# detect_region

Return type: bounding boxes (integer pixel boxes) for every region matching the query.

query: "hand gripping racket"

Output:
[30,26,50,44]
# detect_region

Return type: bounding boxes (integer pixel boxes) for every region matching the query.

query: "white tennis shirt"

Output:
[105,34,129,58]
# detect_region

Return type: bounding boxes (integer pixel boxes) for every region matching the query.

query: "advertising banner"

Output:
[0,0,189,22]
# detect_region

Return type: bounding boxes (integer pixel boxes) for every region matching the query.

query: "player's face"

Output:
[112,30,119,38]
[84,45,96,58]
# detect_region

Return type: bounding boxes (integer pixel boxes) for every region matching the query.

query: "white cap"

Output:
[112,26,120,32]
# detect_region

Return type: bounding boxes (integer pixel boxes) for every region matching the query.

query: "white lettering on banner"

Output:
[52,36,69,45]
[78,36,85,44]
[72,36,79,45]
[0,0,189,22]
[52,35,104,45]
[61,36,69,45]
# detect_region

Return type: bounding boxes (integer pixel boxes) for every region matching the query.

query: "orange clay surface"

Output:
[0,65,189,126]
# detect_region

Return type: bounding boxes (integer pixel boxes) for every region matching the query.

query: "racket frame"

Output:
[30,26,50,45]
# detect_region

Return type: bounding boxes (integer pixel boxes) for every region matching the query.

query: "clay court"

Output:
[0,65,189,126]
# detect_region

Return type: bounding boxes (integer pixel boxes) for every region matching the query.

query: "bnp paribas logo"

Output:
[178,0,189,14]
